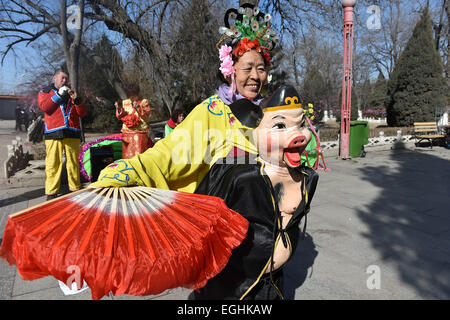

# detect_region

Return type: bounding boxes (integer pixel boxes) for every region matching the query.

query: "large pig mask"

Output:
[253,85,312,168]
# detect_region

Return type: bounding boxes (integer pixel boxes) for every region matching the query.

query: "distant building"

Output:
[0,95,25,120]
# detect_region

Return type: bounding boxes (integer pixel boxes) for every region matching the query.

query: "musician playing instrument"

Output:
[38,69,86,201]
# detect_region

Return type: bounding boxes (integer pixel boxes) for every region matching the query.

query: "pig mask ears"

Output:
[261,84,302,113]
[228,99,263,128]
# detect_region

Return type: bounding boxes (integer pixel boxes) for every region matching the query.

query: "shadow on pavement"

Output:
[0,187,45,208]
[283,232,318,300]
[0,184,74,208]
[355,148,450,298]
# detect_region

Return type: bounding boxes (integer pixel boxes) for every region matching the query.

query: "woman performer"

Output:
[115,83,153,158]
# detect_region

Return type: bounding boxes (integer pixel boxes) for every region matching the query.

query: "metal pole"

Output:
[339,0,356,159]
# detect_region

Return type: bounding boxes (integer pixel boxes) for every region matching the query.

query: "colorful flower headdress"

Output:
[217,3,279,92]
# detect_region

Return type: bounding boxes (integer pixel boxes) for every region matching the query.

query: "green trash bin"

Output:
[349,121,369,158]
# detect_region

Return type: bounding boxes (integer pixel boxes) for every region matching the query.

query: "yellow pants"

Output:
[45,138,81,195]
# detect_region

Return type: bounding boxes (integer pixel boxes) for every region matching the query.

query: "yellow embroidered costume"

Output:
[90,95,257,192]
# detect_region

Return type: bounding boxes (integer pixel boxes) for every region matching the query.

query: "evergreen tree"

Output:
[386,8,448,126]
[79,35,124,132]
[171,0,221,112]
[368,72,387,110]
[265,46,287,95]
[82,35,123,101]
[301,66,327,122]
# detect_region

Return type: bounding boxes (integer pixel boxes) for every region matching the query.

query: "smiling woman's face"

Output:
[232,49,267,99]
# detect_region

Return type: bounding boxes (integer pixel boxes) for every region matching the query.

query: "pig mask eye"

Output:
[272,122,286,129]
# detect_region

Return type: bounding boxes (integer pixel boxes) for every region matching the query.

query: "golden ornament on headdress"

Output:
[263,96,303,113]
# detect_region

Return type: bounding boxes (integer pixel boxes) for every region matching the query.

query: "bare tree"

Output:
[447,0,450,85]
[83,0,188,113]
[430,0,449,87]
[358,0,417,78]
[433,0,447,50]
[436,0,450,86]
[60,0,84,91]
[0,1,60,61]
[0,0,126,98]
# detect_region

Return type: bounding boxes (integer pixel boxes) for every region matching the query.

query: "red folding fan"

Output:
[0,187,249,300]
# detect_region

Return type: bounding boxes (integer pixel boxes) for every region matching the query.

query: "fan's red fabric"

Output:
[0,188,249,300]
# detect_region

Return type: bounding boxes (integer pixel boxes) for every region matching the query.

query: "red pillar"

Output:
[339,0,356,159]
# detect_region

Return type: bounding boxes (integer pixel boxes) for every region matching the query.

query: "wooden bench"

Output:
[413,122,445,148]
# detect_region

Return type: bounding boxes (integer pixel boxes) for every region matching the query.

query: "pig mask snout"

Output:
[283,135,309,167]
[288,135,307,148]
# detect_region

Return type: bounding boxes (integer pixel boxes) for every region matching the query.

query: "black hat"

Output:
[261,84,302,113]
[228,99,263,128]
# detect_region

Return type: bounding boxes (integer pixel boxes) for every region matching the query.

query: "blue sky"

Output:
[0,0,443,95]
[0,1,381,94]
[0,44,29,94]
[0,2,357,94]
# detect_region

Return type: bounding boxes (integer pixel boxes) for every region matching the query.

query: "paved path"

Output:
[285,146,450,300]
[0,118,449,300]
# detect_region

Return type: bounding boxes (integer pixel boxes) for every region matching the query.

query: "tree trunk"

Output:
[70,0,84,91]
[60,0,84,92]
[434,0,446,51]
[60,0,71,77]
[60,0,85,142]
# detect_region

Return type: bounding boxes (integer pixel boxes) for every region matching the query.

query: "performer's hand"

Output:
[132,101,139,109]
[58,86,69,96]
[68,89,77,99]
[68,89,83,105]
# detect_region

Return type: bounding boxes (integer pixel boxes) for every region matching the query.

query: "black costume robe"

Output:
[194,152,319,299]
